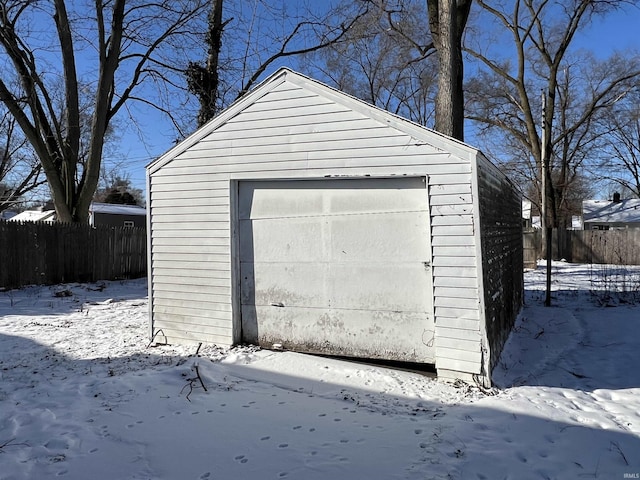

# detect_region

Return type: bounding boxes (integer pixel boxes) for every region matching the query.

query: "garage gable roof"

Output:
[148,68,479,174]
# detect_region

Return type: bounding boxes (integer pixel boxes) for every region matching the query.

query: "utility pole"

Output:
[541,89,552,307]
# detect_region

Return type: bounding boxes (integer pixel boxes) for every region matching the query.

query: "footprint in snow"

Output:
[516,451,528,463]
[234,455,248,463]
[199,473,211,479]
[45,438,69,450]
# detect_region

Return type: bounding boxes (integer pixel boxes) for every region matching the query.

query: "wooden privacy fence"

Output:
[0,220,147,289]
[523,228,541,269]
[523,228,640,266]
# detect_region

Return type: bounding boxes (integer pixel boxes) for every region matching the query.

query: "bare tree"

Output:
[598,88,640,198]
[306,0,439,126]
[0,109,45,211]
[0,0,208,222]
[466,0,640,227]
[94,174,144,206]
[187,0,372,126]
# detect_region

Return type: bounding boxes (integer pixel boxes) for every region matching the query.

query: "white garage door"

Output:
[239,177,435,363]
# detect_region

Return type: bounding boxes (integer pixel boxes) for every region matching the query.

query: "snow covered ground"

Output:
[1,262,639,479]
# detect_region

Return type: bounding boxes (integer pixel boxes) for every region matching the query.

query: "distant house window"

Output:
[124,220,135,228]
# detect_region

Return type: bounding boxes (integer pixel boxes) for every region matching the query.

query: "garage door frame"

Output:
[231,176,435,362]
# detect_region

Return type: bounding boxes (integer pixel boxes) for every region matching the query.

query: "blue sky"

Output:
[114,3,640,197]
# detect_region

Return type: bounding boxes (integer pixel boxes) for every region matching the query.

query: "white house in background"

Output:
[9,202,146,228]
[146,67,523,386]
[522,199,542,229]
[582,195,640,230]
[8,208,56,223]
[89,202,147,228]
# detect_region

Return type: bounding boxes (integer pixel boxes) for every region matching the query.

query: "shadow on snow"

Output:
[0,331,638,479]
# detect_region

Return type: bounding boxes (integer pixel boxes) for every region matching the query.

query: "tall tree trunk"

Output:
[188,0,226,127]
[427,0,472,141]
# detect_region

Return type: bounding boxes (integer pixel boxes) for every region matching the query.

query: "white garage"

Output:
[146,68,523,386]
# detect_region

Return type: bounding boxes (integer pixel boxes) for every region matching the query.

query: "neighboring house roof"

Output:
[9,210,56,222]
[582,199,640,224]
[89,202,146,216]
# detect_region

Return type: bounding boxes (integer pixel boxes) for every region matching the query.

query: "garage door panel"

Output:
[325,177,427,214]
[331,212,430,261]
[241,212,431,263]
[241,177,428,219]
[240,217,326,262]
[241,262,330,308]
[242,305,435,363]
[242,262,430,312]
[240,184,324,220]
[329,263,430,312]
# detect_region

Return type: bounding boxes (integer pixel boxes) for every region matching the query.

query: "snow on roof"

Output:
[8,210,56,222]
[89,202,146,216]
[582,198,640,224]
